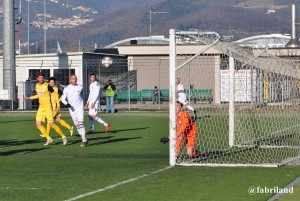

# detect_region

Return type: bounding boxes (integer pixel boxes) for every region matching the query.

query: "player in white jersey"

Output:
[85,73,110,134]
[176,78,197,119]
[61,74,88,147]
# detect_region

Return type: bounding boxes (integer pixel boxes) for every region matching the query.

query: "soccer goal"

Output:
[169,29,300,167]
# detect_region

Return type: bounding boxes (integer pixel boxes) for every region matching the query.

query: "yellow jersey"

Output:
[30,82,53,108]
[50,86,60,111]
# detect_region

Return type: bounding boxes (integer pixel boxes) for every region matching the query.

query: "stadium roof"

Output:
[235,34,292,48]
[105,36,169,48]
[105,33,294,49]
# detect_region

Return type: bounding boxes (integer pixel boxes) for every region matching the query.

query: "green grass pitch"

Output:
[0,111,300,201]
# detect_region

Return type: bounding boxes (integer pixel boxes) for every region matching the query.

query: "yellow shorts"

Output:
[36,107,54,123]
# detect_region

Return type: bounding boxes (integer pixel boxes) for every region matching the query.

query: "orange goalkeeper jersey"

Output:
[30,82,53,108]
[176,110,197,137]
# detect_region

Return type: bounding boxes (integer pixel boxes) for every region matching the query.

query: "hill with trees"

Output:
[0,0,297,53]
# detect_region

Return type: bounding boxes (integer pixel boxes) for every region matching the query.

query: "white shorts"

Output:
[178,93,188,105]
[69,107,84,124]
[88,101,100,116]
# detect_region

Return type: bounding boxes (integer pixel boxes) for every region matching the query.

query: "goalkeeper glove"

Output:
[65,104,75,112]
[160,137,169,144]
[65,103,72,108]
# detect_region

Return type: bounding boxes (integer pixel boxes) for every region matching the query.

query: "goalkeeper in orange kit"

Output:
[176,101,198,157]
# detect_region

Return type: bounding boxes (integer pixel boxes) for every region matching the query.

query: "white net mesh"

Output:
[172,30,300,167]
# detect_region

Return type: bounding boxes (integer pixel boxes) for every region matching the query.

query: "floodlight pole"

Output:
[3,0,16,110]
[149,10,168,39]
[27,0,30,54]
[43,0,47,53]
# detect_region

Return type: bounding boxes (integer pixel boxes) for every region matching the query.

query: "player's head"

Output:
[48,77,56,87]
[70,74,78,85]
[176,101,183,114]
[176,78,180,85]
[37,72,45,84]
[89,73,96,82]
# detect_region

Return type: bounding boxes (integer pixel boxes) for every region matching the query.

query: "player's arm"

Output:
[111,83,116,90]
[177,84,184,94]
[24,94,38,100]
[61,92,73,111]
[48,85,54,93]
[85,101,89,109]
[90,83,100,104]
[54,92,60,109]
[24,87,38,100]
[176,114,189,137]
[58,89,63,102]
[61,88,70,106]
[104,81,110,90]
[85,87,91,108]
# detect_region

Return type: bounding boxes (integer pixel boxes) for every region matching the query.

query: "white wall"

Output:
[0,53,84,109]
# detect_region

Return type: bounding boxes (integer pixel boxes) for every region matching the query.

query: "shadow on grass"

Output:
[108,127,149,134]
[0,148,48,156]
[0,139,43,147]
[69,135,142,146]
[89,137,142,146]
[0,119,34,124]
[67,136,110,145]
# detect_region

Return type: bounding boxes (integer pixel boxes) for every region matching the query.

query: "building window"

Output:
[28,69,50,80]
[54,69,75,85]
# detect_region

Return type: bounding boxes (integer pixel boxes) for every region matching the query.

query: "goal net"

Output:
[169,29,300,167]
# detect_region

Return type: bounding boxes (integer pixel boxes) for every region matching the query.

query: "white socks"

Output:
[95,117,108,126]
[77,123,87,142]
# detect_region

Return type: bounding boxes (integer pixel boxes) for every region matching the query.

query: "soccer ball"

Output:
[101,56,113,68]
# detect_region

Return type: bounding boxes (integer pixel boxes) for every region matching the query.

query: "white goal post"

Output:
[169,29,300,167]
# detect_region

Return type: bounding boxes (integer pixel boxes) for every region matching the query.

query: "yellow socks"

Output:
[37,125,51,140]
[59,119,71,130]
[52,124,65,138]
[46,123,51,136]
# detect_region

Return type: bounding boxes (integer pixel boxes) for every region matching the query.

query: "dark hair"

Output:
[177,101,183,107]
[90,73,96,77]
[37,72,44,77]
[49,77,56,82]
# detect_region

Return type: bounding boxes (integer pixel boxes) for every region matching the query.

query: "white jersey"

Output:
[61,84,84,122]
[87,81,101,115]
[177,82,185,93]
[87,81,100,104]
[177,82,188,105]
[61,84,84,108]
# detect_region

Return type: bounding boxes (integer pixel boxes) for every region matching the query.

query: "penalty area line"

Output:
[65,166,173,201]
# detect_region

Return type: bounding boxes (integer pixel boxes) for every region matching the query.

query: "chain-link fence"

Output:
[10,57,171,111]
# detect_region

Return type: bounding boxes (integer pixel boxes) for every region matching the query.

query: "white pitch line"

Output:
[65,166,173,201]
[267,176,300,201]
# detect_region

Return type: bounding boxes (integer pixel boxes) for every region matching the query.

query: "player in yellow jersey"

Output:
[44,77,74,137]
[24,72,67,146]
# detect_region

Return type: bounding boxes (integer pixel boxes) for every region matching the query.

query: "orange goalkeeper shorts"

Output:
[185,134,196,149]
